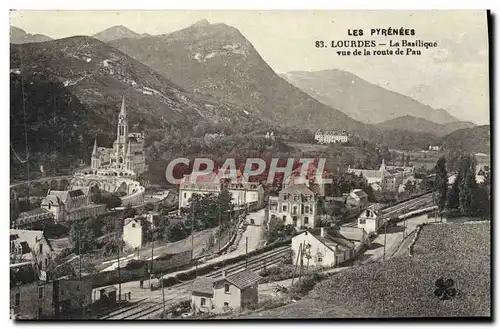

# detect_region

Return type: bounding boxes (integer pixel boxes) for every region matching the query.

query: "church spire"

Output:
[92,137,98,156]
[120,96,126,117]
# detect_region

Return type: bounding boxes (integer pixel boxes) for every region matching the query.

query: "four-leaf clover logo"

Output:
[434,278,457,300]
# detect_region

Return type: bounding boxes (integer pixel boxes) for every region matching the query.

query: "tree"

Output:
[405,154,411,167]
[447,173,461,209]
[404,180,417,195]
[434,157,448,211]
[165,221,190,242]
[144,203,155,212]
[400,153,405,167]
[123,204,137,219]
[68,218,96,255]
[458,154,478,214]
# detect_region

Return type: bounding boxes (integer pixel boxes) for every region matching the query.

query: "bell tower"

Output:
[115,96,129,169]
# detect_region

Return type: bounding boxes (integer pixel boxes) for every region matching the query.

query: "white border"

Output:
[2,1,498,329]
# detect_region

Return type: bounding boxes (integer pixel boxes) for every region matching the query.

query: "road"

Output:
[205,208,266,264]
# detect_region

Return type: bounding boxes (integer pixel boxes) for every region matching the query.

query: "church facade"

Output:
[90,97,147,177]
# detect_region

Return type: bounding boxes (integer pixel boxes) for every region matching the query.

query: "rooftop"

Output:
[217,269,262,290]
[190,276,215,295]
[281,184,314,196]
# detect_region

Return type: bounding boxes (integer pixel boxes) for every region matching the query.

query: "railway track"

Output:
[99,245,291,320]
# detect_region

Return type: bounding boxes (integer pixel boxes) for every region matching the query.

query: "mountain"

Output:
[375,115,476,137]
[92,25,148,42]
[441,125,491,154]
[10,36,266,181]
[10,26,52,44]
[280,70,460,125]
[107,20,373,135]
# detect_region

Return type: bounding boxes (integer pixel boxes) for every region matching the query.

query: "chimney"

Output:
[320,227,326,238]
[222,270,228,278]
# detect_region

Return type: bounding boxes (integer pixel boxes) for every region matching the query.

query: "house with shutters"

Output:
[270,184,318,230]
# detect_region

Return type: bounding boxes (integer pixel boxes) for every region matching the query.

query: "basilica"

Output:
[90,97,147,177]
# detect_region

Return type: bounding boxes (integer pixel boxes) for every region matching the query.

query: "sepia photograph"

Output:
[9,9,491,320]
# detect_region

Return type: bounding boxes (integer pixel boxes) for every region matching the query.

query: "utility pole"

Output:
[117,239,121,303]
[149,219,155,288]
[245,237,248,269]
[218,202,222,251]
[383,219,387,261]
[78,230,82,282]
[291,243,302,286]
[191,199,195,260]
[161,271,165,316]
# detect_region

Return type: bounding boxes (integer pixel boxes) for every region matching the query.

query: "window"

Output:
[61,289,64,295]
[317,255,323,262]
[282,215,286,221]
[304,217,309,225]
[224,283,230,293]
[14,293,20,307]
[183,193,187,199]
[283,194,288,201]
[292,206,297,215]
[76,285,80,292]
[119,126,124,136]
[305,206,310,214]
[132,223,136,228]
[38,307,43,319]
[45,259,48,267]
[224,302,229,307]
[282,205,287,212]
[359,218,366,224]
[201,297,206,306]
[38,287,44,299]
[39,244,43,254]
[293,195,298,201]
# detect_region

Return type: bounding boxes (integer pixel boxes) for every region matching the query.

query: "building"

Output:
[346,189,369,212]
[270,184,317,230]
[10,229,54,273]
[314,129,349,144]
[338,226,370,254]
[429,145,441,151]
[122,214,154,250]
[347,159,405,192]
[40,188,105,223]
[357,204,384,234]
[10,263,53,320]
[53,278,93,317]
[292,228,356,267]
[90,97,147,176]
[14,208,55,229]
[212,269,261,313]
[189,270,261,314]
[178,170,265,211]
[227,182,265,208]
[190,276,215,315]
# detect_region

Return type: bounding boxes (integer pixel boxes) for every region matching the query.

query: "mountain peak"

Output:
[92,25,141,42]
[10,25,52,44]
[191,19,211,27]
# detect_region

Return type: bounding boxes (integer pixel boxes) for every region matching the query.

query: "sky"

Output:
[10,10,490,125]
